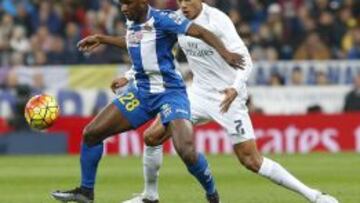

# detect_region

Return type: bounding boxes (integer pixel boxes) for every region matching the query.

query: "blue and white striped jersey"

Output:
[126,6,192,94]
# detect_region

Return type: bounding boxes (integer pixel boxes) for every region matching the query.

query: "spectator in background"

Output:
[315,70,329,85]
[294,32,331,60]
[31,50,48,66]
[30,25,53,53]
[268,72,284,86]
[5,68,18,88]
[0,0,359,67]
[347,27,360,59]
[0,14,14,66]
[63,22,81,64]
[14,1,33,35]
[30,1,62,34]
[47,36,65,65]
[307,104,323,113]
[266,3,283,46]
[317,11,337,48]
[97,0,118,35]
[228,8,241,27]
[237,23,252,47]
[290,66,304,85]
[9,52,25,68]
[9,25,30,54]
[344,73,360,112]
[335,6,356,58]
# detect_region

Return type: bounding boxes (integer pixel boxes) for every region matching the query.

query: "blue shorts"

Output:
[113,86,191,128]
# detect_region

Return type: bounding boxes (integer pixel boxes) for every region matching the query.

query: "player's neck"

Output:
[136,5,150,24]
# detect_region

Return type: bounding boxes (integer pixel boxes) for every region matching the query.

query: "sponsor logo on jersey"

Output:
[127,31,143,46]
[176,108,189,115]
[184,48,214,57]
[184,42,214,57]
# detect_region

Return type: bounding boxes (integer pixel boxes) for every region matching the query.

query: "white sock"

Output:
[258,157,320,202]
[143,145,163,200]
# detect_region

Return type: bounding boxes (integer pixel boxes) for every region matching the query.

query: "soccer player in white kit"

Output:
[116,0,339,202]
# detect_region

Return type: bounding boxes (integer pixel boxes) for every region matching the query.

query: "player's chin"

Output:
[183,12,191,19]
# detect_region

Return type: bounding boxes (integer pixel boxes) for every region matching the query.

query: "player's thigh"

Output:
[144,115,171,146]
[84,89,151,146]
[84,103,133,146]
[188,89,212,124]
[113,89,152,128]
[211,101,256,144]
[168,118,197,164]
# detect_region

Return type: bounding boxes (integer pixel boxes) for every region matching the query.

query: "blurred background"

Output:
[1,0,360,203]
[0,0,360,155]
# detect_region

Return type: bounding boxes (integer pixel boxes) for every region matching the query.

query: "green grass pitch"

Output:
[0,153,359,203]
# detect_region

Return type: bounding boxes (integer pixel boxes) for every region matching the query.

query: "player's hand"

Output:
[220,87,238,113]
[77,34,102,53]
[223,52,245,69]
[111,77,129,94]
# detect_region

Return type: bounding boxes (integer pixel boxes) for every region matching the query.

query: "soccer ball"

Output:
[24,94,60,130]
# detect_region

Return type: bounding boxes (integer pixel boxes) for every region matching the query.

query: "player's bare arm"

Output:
[186,23,244,69]
[77,34,126,53]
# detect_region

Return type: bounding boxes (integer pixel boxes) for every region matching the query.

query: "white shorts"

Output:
[188,88,255,145]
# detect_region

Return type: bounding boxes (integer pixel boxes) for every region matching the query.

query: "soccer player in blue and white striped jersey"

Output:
[51,0,243,203]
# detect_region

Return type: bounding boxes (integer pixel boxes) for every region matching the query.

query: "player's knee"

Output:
[143,130,161,147]
[83,124,100,147]
[240,155,262,173]
[144,134,160,146]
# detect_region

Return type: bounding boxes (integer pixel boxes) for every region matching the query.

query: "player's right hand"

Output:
[77,34,102,53]
[111,77,129,94]
[223,52,245,69]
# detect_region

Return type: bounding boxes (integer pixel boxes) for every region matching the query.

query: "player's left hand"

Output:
[220,87,238,113]
[223,52,245,70]
[111,77,129,94]
[77,34,102,53]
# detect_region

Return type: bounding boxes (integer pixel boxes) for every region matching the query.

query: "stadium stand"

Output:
[0,0,359,68]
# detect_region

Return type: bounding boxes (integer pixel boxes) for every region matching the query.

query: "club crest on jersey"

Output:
[161,103,172,118]
[127,31,143,46]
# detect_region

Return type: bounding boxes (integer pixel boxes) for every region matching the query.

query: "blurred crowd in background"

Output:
[0,0,360,68]
[1,0,360,131]
[0,1,360,101]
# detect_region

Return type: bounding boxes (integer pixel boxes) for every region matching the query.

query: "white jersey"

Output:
[178,3,253,99]
[177,4,255,144]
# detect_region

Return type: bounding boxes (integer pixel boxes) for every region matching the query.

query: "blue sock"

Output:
[80,143,103,190]
[187,153,216,195]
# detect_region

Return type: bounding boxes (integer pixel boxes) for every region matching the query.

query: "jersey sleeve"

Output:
[156,11,192,34]
[209,8,252,92]
[211,9,243,53]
